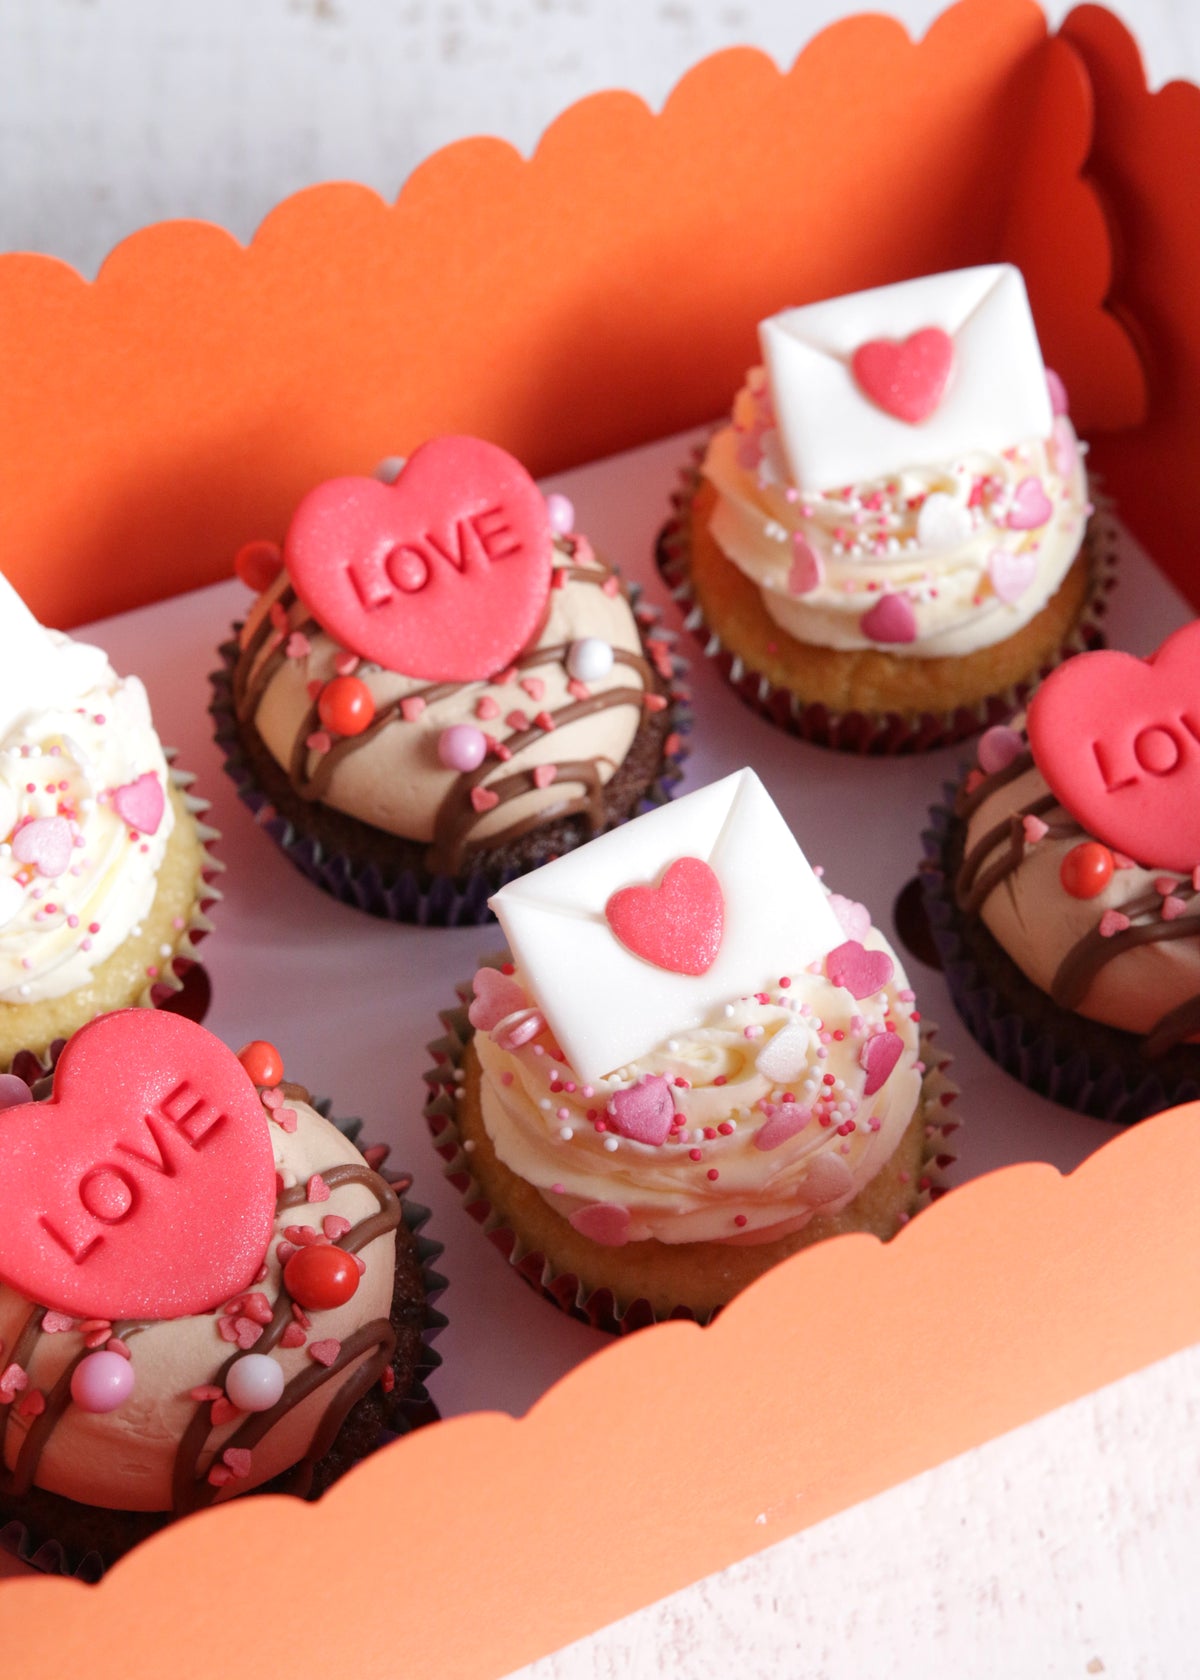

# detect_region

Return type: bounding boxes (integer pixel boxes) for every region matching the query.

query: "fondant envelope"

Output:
[490,768,843,1084]
[759,263,1054,493]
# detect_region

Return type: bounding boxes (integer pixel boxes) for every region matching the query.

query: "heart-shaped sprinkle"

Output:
[0,1011,275,1321]
[284,436,553,682]
[825,939,894,999]
[567,1203,632,1247]
[1005,476,1052,530]
[223,1447,253,1479]
[754,1103,812,1152]
[860,1030,904,1096]
[988,547,1037,604]
[977,725,1024,775]
[468,966,527,1033]
[520,677,545,702]
[605,857,724,976]
[1099,909,1131,938]
[308,1339,342,1368]
[470,786,500,814]
[533,765,557,789]
[787,535,824,595]
[323,1214,352,1241]
[754,1021,814,1085]
[1023,814,1049,844]
[851,327,954,423]
[606,1076,674,1147]
[860,592,917,645]
[211,1396,242,1428]
[828,893,871,943]
[12,816,73,878]
[305,1174,330,1204]
[916,492,972,551]
[112,772,165,838]
[399,696,426,722]
[798,1153,854,1206]
[285,631,311,661]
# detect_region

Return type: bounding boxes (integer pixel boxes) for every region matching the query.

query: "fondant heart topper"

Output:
[605,857,725,976]
[851,327,955,424]
[285,436,554,683]
[1026,619,1200,873]
[0,1011,276,1321]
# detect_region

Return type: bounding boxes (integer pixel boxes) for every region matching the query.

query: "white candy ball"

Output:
[226,1353,286,1413]
[566,637,614,683]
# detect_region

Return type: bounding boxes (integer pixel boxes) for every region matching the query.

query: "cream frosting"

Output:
[0,1095,398,1511]
[473,900,923,1246]
[0,631,176,1005]
[702,370,1089,658]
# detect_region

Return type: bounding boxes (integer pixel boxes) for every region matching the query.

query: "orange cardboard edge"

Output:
[5,1101,1200,1676]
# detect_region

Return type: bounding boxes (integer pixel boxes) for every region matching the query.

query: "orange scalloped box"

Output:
[2,2,1199,1674]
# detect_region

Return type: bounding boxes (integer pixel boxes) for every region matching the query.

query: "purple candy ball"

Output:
[70,1348,135,1414]
[438,724,488,773]
[977,725,1024,776]
[545,492,575,535]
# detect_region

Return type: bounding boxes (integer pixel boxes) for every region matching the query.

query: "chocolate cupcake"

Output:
[213,437,688,925]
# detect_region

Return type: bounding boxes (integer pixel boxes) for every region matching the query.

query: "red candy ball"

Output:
[238,1039,284,1088]
[1060,842,1115,900]
[284,1244,360,1311]
[317,676,376,738]
[234,540,284,592]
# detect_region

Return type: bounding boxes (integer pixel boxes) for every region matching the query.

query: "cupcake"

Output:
[426,769,958,1332]
[922,618,1200,1123]
[659,265,1112,752]
[0,1009,444,1576]
[213,435,688,925]
[0,574,218,1072]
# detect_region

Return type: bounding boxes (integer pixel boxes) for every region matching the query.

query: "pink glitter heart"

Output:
[754,1103,811,1152]
[988,548,1037,604]
[828,893,870,943]
[788,534,824,595]
[860,1030,904,1097]
[11,816,72,878]
[1005,476,1052,530]
[607,1075,674,1147]
[825,939,894,1000]
[113,772,165,837]
[568,1203,631,1247]
[859,592,917,645]
[1049,416,1077,480]
[798,1153,854,1207]
[468,967,527,1033]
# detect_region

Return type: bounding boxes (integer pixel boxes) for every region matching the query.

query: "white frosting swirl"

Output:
[702,370,1089,658]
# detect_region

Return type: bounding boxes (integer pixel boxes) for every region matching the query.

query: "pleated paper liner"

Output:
[0,1106,446,1581]
[922,792,1200,1125]
[210,584,692,927]
[656,452,1118,755]
[425,973,960,1337]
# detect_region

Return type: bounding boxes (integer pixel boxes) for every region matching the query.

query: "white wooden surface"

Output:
[2,3,1199,1675]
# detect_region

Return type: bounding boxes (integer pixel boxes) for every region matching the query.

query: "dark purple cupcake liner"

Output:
[920,791,1200,1125]
[656,452,1118,755]
[210,584,692,927]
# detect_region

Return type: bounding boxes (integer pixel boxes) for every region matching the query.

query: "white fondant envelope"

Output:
[759,264,1053,493]
[490,769,843,1084]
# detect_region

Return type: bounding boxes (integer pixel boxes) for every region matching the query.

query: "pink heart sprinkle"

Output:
[306,1174,330,1204]
[223,1447,253,1479]
[471,786,500,814]
[41,1311,74,1334]
[323,1214,352,1240]
[798,1153,854,1207]
[568,1203,632,1247]
[533,765,557,789]
[828,893,870,943]
[306,731,332,754]
[788,534,824,596]
[977,725,1024,775]
[988,547,1037,604]
[860,1030,904,1097]
[468,966,527,1032]
[274,1106,298,1134]
[211,1396,242,1427]
[275,1240,298,1266]
[112,772,165,837]
[1099,910,1131,938]
[860,592,917,645]
[1005,476,1053,530]
[475,696,500,721]
[606,1075,674,1146]
[240,1292,272,1325]
[1022,815,1049,844]
[234,1318,263,1350]
[399,696,426,722]
[16,1389,45,1420]
[520,677,545,702]
[217,1316,240,1344]
[207,1464,235,1488]
[1162,896,1188,921]
[309,1339,342,1368]
[12,816,73,878]
[754,1103,811,1152]
[825,939,894,1000]
[505,709,530,732]
[285,631,311,660]
[280,1323,307,1349]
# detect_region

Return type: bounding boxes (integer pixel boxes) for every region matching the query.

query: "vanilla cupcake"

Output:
[427,770,958,1330]
[659,266,1111,752]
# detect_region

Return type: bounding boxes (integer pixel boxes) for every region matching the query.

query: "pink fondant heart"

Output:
[798,1153,854,1207]
[285,436,553,682]
[113,771,165,837]
[1005,476,1053,530]
[851,327,954,424]
[568,1203,632,1247]
[0,1011,275,1321]
[1046,368,1069,416]
[605,857,724,977]
[607,1075,674,1147]
[1026,619,1200,873]
[825,939,894,1000]
[468,966,527,1033]
[788,535,824,595]
[987,547,1037,604]
[1049,416,1077,480]
[11,816,72,878]
[860,592,917,645]
[754,1103,811,1152]
[828,893,871,943]
[860,1030,904,1097]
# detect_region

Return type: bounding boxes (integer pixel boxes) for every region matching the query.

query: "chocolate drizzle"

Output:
[955,754,1200,1056]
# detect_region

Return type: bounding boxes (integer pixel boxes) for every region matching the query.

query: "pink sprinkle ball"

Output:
[545,492,575,534]
[438,724,488,773]
[225,1353,286,1414]
[977,725,1024,776]
[70,1348,135,1414]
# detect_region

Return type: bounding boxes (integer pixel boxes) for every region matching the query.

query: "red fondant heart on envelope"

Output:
[1026,620,1200,873]
[0,1011,275,1320]
[285,436,553,682]
[851,328,954,424]
[605,857,724,976]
